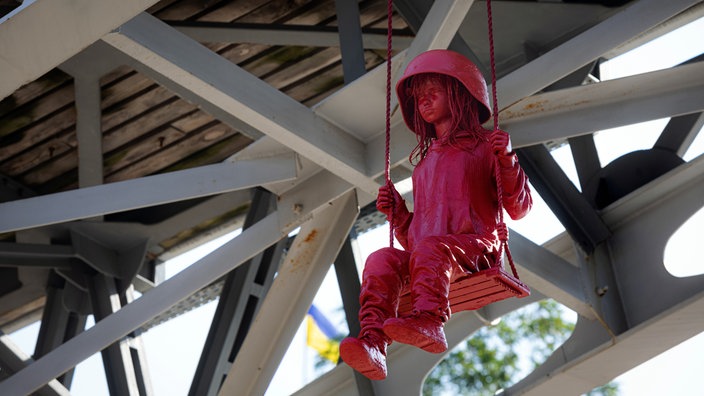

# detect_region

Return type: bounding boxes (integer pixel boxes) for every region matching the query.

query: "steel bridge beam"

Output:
[494,0,702,110]
[189,189,285,396]
[102,13,377,195]
[168,21,414,50]
[503,61,704,149]
[0,0,159,100]
[0,153,296,234]
[34,274,87,388]
[0,332,70,396]
[654,112,704,157]
[335,0,366,84]
[503,157,704,395]
[0,166,356,395]
[218,190,359,396]
[88,275,153,396]
[516,145,612,253]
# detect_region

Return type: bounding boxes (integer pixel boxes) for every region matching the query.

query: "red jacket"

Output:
[394,130,532,252]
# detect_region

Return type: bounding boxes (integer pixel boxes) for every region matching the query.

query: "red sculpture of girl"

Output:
[339,49,533,380]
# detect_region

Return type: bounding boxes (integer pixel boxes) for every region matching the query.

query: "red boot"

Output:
[382,312,447,353]
[339,334,388,380]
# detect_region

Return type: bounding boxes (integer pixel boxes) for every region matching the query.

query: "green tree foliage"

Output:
[423,300,618,396]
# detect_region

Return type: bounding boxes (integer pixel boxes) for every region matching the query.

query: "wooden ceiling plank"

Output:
[294,50,383,106]
[0,108,76,175]
[263,47,341,88]
[151,133,254,175]
[56,132,252,192]
[0,106,74,162]
[102,85,177,133]
[243,46,323,81]
[168,109,216,133]
[20,149,77,188]
[0,70,71,120]
[103,98,197,153]
[103,126,190,176]
[288,62,346,105]
[151,0,225,20]
[101,72,156,110]
[3,95,206,187]
[0,80,74,140]
[197,0,270,23]
[105,127,249,183]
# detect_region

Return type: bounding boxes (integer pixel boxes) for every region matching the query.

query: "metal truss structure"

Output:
[0,0,703,395]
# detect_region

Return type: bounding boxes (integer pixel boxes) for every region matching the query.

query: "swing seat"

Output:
[397,266,530,315]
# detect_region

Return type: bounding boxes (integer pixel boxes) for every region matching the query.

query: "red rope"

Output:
[385,0,394,248]
[487,0,500,131]
[487,0,519,279]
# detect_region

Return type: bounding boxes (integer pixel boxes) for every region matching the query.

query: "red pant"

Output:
[358,235,496,340]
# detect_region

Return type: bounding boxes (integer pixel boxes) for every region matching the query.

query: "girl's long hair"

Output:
[404,74,485,165]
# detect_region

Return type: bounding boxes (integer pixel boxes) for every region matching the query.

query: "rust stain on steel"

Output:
[502,96,596,120]
[501,99,548,119]
[303,229,318,243]
[284,229,320,274]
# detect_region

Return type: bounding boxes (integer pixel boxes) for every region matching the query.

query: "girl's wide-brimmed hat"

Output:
[396,49,491,133]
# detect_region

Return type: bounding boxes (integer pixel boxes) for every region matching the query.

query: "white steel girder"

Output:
[218,190,359,396]
[503,61,704,149]
[0,333,70,396]
[60,45,123,190]
[0,165,357,395]
[101,13,378,195]
[494,0,702,110]
[509,232,593,319]
[0,153,297,234]
[495,155,704,395]
[0,0,160,101]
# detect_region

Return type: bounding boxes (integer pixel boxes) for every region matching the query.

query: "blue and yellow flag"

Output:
[306,304,341,363]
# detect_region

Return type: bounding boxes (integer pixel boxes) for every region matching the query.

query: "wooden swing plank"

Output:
[397,267,530,315]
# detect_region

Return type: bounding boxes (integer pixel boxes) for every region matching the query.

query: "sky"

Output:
[6,13,704,396]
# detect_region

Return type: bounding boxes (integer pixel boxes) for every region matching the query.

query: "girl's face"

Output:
[415,78,452,133]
